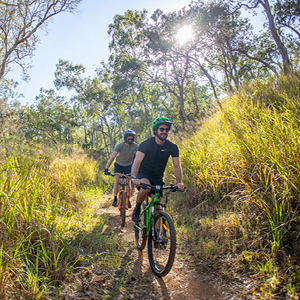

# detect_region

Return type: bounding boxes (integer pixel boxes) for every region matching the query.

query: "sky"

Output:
[11,0,194,105]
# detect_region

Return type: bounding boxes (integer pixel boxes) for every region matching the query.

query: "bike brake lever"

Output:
[140,183,150,190]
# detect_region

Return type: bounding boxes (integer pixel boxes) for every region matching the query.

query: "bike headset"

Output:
[124,129,136,144]
[152,116,172,141]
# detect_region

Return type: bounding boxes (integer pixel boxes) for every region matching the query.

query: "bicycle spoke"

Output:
[134,203,147,250]
[148,211,176,277]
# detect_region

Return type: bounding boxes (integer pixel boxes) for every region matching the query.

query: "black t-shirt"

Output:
[138,137,179,180]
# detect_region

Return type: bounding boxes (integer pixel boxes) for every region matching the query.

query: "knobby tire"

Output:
[134,203,147,250]
[120,191,126,226]
[148,211,176,277]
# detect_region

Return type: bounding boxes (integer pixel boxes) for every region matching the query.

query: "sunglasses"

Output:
[159,127,170,132]
[126,138,134,141]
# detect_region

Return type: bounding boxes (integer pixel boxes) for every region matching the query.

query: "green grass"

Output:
[0,153,115,299]
[167,71,300,298]
[1,71,300,298]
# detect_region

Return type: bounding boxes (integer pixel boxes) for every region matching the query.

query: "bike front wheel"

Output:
[148,211,176,277]
[120,191,126,226]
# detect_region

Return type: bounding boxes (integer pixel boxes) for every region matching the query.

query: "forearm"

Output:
[105,157,114,169]
[131,151,144,177]
[131,161,140,177]
[105,151,118,169]
[174,165,183,184]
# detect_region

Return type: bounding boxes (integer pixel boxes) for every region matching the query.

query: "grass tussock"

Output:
[170,71,300,299]
[0,152,113,299]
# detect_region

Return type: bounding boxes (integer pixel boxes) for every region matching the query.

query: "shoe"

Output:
[128,199,132,209]
[132,205,141,222]
[112,198,118,207]
[154,239,166,249]
[132,214,141,222]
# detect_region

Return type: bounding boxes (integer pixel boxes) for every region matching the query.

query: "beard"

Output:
[155,131,167,141]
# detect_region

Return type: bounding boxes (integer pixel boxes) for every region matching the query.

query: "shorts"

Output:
[137,173,164,197]
[114,162,132,175]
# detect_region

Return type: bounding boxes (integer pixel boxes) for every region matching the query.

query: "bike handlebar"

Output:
[106,172,131,178]
[139,182,185,192]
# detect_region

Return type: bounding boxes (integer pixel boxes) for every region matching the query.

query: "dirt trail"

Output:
[93,194,229,300]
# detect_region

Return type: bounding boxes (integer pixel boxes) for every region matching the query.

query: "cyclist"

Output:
[105,129,138,207]
[131,117,185,222]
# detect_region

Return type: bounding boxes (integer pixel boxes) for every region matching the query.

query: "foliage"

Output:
[3,0,299,154]
[169,71,300,298]
[0,153,109,298]
[1,0,300,297]
[0,0,82,81]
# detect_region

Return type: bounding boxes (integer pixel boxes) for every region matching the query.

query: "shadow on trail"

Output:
[143,266,171,300]
[97,207,173,299]
[109,242,171,300]
[68,202,224,300]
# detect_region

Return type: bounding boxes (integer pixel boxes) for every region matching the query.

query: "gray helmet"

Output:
[124,129,136,144]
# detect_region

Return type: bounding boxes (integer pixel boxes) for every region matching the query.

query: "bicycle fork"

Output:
[151,202,166,243]
[118,189,130,210]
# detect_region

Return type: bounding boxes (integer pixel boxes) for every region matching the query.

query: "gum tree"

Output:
[229,0,291,72]
[54,59,115,153]
[0,0,82,81]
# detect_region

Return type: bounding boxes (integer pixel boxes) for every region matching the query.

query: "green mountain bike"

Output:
[134,183,183,277]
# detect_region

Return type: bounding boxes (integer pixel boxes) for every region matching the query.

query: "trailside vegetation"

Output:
[167,71,300,299]
[0,152,120,298]
[1,0,300,298]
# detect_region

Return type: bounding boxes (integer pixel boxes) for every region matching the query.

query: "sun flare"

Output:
[176,25,194,44]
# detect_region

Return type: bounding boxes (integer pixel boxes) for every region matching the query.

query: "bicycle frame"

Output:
[134,183,183,277]
[134,184,175,238]
[140,192,164,237]
[107,172,131,209]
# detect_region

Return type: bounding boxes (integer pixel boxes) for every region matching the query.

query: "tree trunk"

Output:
[102,116,114,152]
[91,124,95,144]
[261,0,291,73]
[189,56,223,110]
[141,92,152,137]
[178,87,190,130]
[84,124,88,144]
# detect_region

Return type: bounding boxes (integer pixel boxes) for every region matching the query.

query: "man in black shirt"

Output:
[131,116,185,222]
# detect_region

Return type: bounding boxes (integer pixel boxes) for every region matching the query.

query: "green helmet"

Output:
[152,116,172,129]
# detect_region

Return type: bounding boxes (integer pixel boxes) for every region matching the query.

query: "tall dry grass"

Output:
[171,71,300,297]
[0,153,108,299]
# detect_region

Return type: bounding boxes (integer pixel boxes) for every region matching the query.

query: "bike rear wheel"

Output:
[120,191,126,226]
[148,211,176,277]
[134,203,147,250]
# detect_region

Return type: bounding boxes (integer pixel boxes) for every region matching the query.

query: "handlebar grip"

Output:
[170,186,186,192]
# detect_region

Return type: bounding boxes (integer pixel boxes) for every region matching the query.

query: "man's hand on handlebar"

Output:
[177,183,185,191]
[104,169,110,175]
[132,178,141,186]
